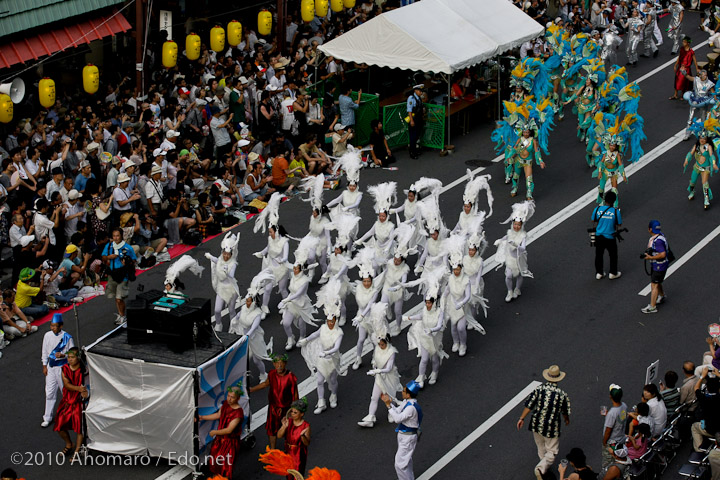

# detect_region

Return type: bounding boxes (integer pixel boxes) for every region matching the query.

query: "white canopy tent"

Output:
[318,0,543,146]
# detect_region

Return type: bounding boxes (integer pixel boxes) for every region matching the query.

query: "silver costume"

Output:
[684,77,716,139]
[601,28,623,67]
[626,17,644,64]
[667,3,684,54]
[643,7,658,56]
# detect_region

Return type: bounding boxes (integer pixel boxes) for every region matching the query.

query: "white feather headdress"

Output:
[367,181,397,214]
[501,200,536,225]
[393,223,416,259]
[315,277,343,319]
[328,211,360,250]
[368,302,390,340]
[352,245,377,279]
[253,191,283,234]
[444,233,468,269]
[220,231,240,258]
[292,235,320,267]
[164,255,204,287]
[247,268,275,297]
[302,174,325,211]
[463,170,494,217]
[332,146,363,184]
[417,194,445,235]
[406,177,443,196]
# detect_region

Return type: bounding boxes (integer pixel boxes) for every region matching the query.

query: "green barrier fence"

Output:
[350,91,379,147]
[382,103,446,150]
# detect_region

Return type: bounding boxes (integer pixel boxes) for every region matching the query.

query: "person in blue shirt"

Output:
[591,191,622,280]
[102,228,137,325]
[407,84,425,159]
[338,85,361,128]
[642,220,669,314]
[73,160,95,193]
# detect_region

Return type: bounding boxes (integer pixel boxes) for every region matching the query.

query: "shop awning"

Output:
[0,10,132,69]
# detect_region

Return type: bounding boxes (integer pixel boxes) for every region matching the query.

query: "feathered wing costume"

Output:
[253,191,284,234]
[164,254,204,293]
[494,201,535,279]
[229,269,275,367]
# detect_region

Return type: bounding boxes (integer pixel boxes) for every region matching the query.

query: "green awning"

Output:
[0,0,128,37]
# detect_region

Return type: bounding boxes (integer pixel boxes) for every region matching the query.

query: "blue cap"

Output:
[51,313,63,324]
[648,220,661,234]
[405,380,421,395]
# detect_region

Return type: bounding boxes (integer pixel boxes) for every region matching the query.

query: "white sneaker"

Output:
[657,295,665,304]
[428,371,438,385]
[41,420,50,428]
[458,344,467,357]
[114,315,126,325]
[314,399,327,414]
[258,372,268,383]
[609,272,622,280]
[505,291,513,303]
[641,304,658,314]
[415,374,426,389]
[358,414,376,428]
[72,297,84,303]
[5,334,14,341]
[285,335,295,351]
[352,356,362,370]
[329,393,338,408]
[451,343,459,353]
[29,325,38,334]
[596,273,605,280]
[513,288,521,298]
[214,322,223,332]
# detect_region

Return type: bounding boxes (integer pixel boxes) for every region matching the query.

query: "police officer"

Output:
[407,84,426,159]
[382,380,423,480]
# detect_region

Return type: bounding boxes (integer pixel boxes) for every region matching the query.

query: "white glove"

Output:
[204,252,213,260]
[278,300,287,309]
[414,266,424,274]
[296,338,308,348]
[342,207,349,212]
[424,328,432,335]
[367,370,377,376]
[454,302,461,310]
[388,285,399,292]
[402,315,410,322]
[351,316,361,327]
[253,252,263,258]
[318,351,326,358]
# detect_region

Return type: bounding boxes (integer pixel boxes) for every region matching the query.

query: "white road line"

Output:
[638,224,720,296]
[152,465,192,480]
[634,40,709,85]
[483,129,686,272]
[416,381,542,480]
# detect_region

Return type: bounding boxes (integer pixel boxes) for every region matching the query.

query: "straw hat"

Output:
[542,365,566,383]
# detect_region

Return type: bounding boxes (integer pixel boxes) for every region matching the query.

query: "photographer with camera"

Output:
[102,228,137,325]
[590,191,623,280]
[641,220,670,314]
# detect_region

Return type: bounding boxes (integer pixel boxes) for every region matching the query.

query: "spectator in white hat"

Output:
[64,190,85,243]
[152,148,169,186]
[73,160,95,193]
[106,155,123,189]
[160,129,180,151]
[113,172,140,220]
[145,165,166,218]
[332,123,353,157]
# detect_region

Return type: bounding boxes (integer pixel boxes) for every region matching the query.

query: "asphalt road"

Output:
[2,12,718,480]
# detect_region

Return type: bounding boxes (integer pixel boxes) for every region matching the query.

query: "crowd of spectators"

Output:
[0,0,407,354]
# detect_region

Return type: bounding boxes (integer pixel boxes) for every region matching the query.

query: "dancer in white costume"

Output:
[381,223,415,337]
[301,174,332,278]
[357,181,397,268]
[163,254,204,294]
[390,177,442,254]
[205,232,241,332]
[278,236,319,351]
[358,303,402,428]
[41,314,74,427]
[452,171,493,237]
[494,200,535,303]
[298,291,345,415]
[414,194,448,276]
[253,192,290,317]
[229,269,275,382]
[319,212,358,325]
[402,268,448,388]
[350,247,386,371]
[327,147,364,246]
[464,225,490,319]
[442,235,486,358]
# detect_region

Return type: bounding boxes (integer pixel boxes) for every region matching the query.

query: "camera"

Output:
[640,247,654,260]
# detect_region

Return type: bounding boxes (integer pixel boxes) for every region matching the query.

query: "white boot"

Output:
[352,356,362,370]
[329,393,338,408]
[415,374,426,389]
[261,305,269,320]
[428,371,438,385]
[505,290,513,302]
[214,322,223,332]
[458,344,467,357]
[358,414,376,428]
[285,335,295,351]
[338,315,346,326]
[314,398,327,414]
[451,343,459,353]
[513,287,521,298]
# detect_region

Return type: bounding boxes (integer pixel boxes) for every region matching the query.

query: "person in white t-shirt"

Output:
[33,198,60,247]
[280,91,295,134]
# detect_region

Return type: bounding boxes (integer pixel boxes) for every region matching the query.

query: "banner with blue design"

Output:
[197,335,249,452]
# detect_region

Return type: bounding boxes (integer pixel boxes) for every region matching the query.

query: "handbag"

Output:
[96,199,112,221]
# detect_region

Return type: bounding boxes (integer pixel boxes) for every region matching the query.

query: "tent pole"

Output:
[497,55,501,121]
[447,75,451,149]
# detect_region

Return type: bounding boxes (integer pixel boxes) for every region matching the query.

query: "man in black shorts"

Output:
[642,220,669,314]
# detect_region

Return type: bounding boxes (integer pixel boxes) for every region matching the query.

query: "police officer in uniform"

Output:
[382,380,423,480]
[407,84,426,159]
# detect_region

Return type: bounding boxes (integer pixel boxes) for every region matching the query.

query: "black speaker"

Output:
[126,291,212,352]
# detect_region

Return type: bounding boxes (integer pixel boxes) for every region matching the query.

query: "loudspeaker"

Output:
[0,79,25,103]
[126,291,212,352]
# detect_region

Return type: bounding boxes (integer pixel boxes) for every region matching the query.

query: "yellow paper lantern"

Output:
[162,40,178,68]
[258,10,272,36]
[83,64,100,94]
[210,25,225,53]
[0,94,12,123]
[227,20,242,46]
[39,78,55,109]
[301,0,316,22]
[330,0,343,12]
[316,0,329,17]
[186,33,201,60]
[343,0,355,8]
